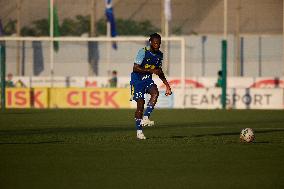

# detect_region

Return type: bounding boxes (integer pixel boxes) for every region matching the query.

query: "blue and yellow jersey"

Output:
[130,47,163,84]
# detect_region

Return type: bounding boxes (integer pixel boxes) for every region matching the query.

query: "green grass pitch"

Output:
[0,109,284,189]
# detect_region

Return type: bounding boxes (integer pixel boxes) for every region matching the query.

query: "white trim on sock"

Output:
[137,130,143,134]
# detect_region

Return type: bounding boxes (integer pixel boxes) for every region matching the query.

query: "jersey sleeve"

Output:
[134,48,145,65]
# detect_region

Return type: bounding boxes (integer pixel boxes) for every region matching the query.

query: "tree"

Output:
[20,15,159,37]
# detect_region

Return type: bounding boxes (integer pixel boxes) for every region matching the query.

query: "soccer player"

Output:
[130,33,172,140]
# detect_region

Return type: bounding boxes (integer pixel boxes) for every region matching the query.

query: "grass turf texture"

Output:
[0,109,284,189]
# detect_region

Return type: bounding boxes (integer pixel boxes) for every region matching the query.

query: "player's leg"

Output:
[147,84,159,113]
[144,84,159,117]
[142,83,159,126]
[135,99,146,139]
[131,82,147,139]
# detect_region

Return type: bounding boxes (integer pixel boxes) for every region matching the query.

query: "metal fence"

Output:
[0,0,283,78]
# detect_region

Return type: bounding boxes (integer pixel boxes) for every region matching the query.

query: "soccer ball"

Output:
[240,128,255,143]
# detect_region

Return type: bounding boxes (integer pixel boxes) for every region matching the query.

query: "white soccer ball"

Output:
[240,128,255,143]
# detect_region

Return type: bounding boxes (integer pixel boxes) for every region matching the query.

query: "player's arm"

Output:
[133,63,156,74]
[156,68,172,96]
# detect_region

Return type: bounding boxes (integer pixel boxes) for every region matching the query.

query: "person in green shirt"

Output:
[6,73,15,88]
[215,70,222,87]
[109,70,117,88]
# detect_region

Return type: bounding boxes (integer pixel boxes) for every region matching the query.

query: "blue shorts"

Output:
[130,79,156,101]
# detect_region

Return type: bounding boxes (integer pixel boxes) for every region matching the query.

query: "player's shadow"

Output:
[162,119,284,128]
[192,129,284,138]
[0,125,134,145]
[0,140,64,145]
[168,129,284,143]
[170,135,188,139]
[1,111,54,115]
[0,125,134,136]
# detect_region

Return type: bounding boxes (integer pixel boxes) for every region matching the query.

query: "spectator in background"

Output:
[15,79,26,88]
[109,70,118,88]
[215,70,222,87]
[4,73,26,88]
[6,73,15,88]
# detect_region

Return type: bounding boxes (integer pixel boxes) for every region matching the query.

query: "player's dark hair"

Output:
[218,70,222,76]
[149,33,161,42]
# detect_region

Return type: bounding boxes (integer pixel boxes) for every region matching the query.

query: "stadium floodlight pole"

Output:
[16,0,22,76]
[89,0,97,76]
[162,0,171,75]
[90,0,97,37]
[0,44,5,110]
[221,0,228,109]
[106,22,111,77]
[49,0,54,88]
[181,37,186,109]
[235,0,241,76]
[224,0,228,39]
[258,36,262,77]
